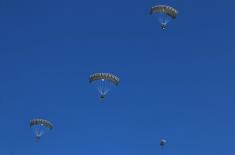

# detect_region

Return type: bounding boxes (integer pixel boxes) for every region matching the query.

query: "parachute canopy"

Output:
[29,119,53,141]
[30,119,53,129]
[150,5,178,19]
[89,73,120,85]
[89,73,120,100]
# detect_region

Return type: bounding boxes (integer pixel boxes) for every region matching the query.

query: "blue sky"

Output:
[0,0,235,155]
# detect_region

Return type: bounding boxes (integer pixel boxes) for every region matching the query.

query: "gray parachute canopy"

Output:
[89,73,120,86]
[150,5,178,19]
[29,119,53,130]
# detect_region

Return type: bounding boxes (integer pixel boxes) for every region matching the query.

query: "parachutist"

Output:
[100,95,105,101]
[35,135,41,142]
[36,136,40,139]
[161,24,167,30]
[160,139,167,149]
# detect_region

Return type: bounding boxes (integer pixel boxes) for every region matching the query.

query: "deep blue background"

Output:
[0,0,234,154]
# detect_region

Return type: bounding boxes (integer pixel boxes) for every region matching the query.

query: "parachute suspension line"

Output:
[104,80,112,95]
[35,131,42,139]
[96,80,103,95]
[158,14,163,24]
[162,13,169,25]
[101,79,106,95]
[102,79,107,95]
[158,13,171,26]
[34,125,45,138]
[163,13,167,24]
[96,79,111,96]
[100,79,105,95]
[98,80,102,94]
[104,80,111,95]
[104,80,110,94]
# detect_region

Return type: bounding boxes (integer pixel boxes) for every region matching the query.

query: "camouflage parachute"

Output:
[150,5,178,30]
[89,73,120,101]
[30,119,53,141]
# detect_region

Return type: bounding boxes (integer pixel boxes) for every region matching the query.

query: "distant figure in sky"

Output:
[160,139,167,149]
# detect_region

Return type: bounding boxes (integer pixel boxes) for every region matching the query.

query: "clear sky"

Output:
[0,0,235,155]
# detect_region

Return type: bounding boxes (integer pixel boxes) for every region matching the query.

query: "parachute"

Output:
[160,139,167,149]
[29,119,53,141]
[150,5,178,30]
[89,73,120,101]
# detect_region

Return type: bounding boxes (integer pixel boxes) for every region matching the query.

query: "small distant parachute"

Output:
[89,73,120,101]
[160,139,167,149]
[29,119,53,141]
[150,5,178,30]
